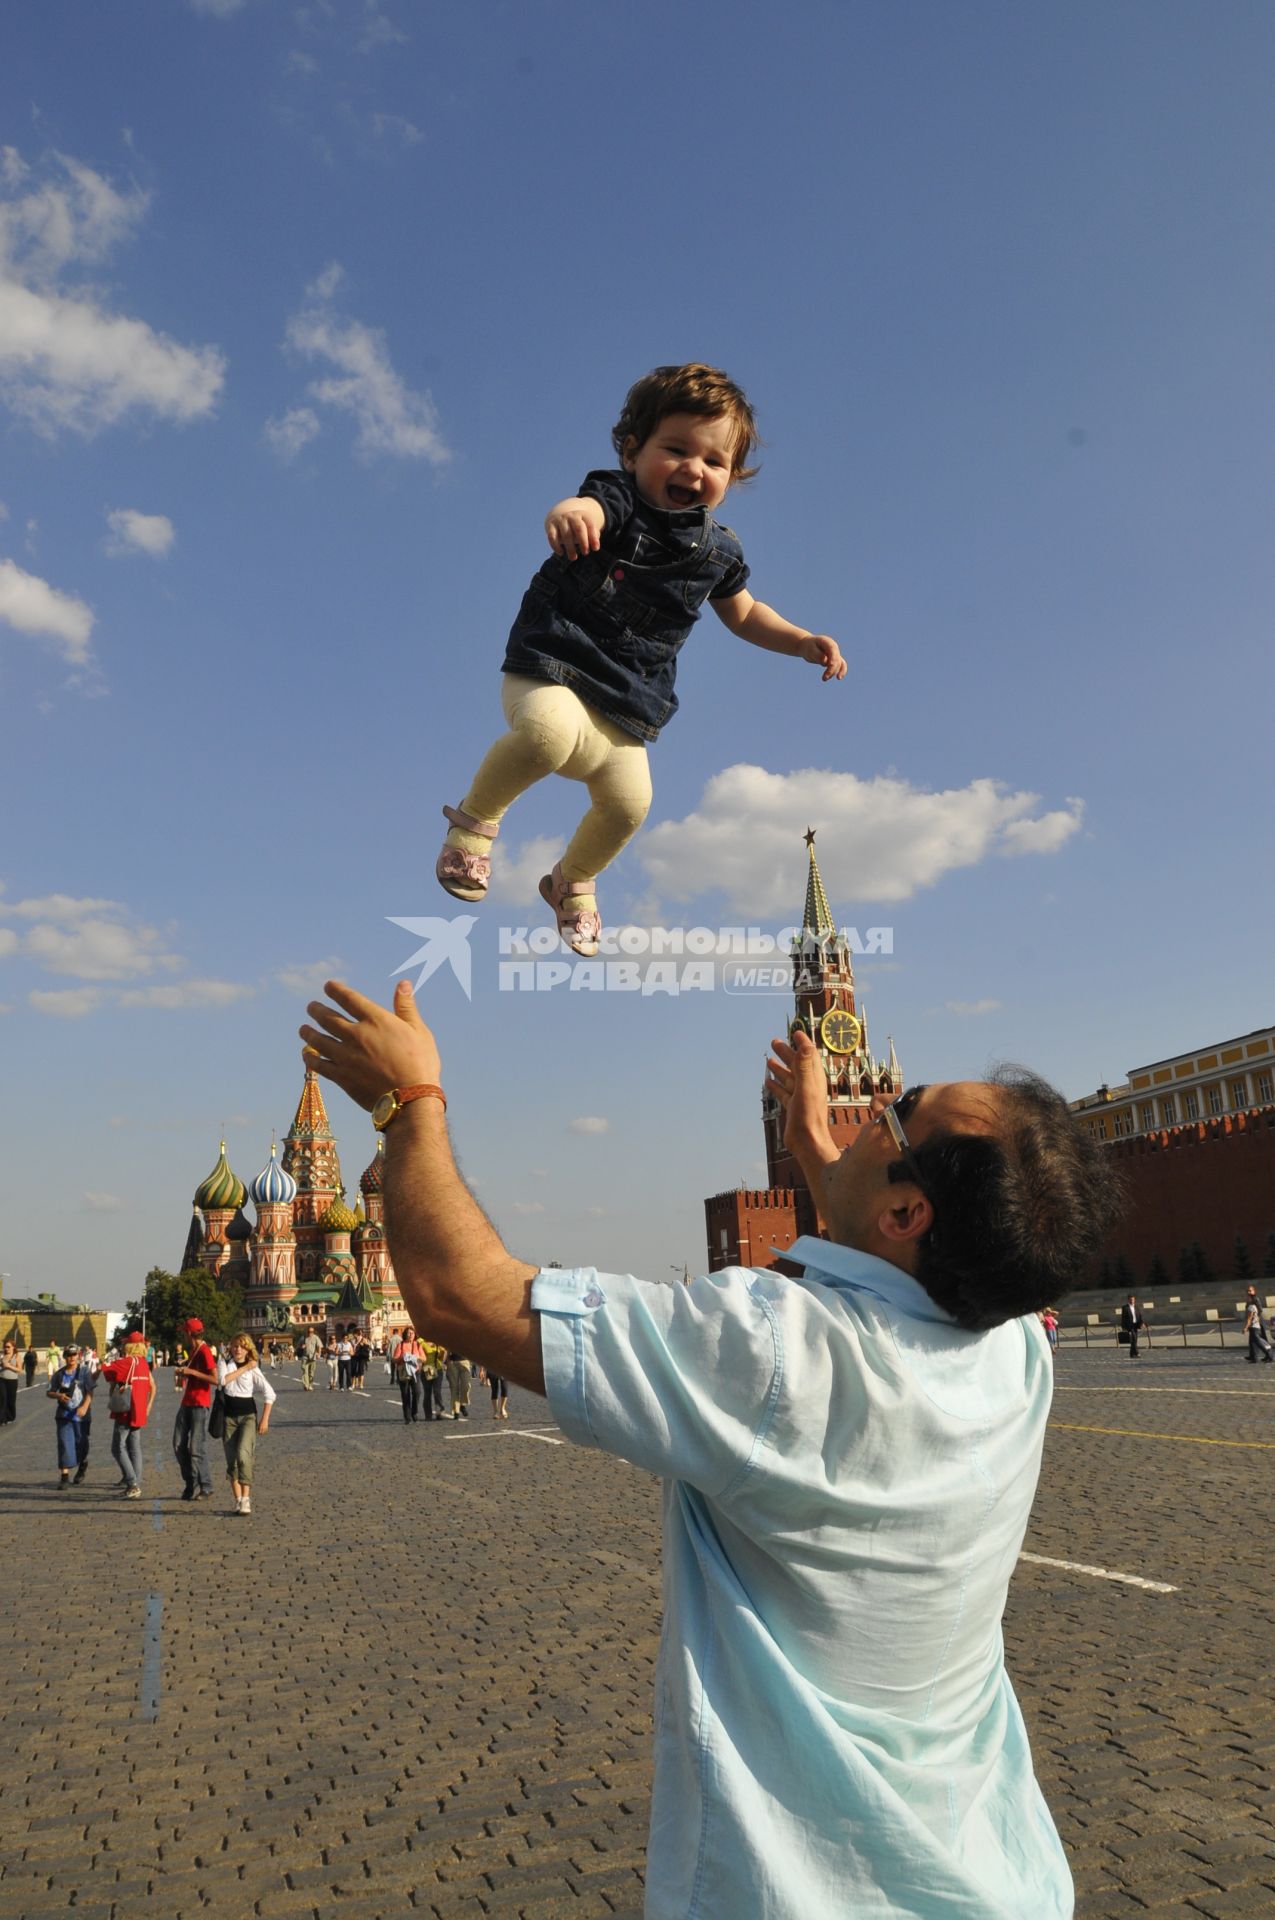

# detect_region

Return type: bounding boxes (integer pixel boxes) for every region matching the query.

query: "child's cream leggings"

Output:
[456,673,653,883]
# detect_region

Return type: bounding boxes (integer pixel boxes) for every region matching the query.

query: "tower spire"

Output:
[801,827,836,938]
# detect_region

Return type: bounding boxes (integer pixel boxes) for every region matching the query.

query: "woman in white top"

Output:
[217,1334,276,1515]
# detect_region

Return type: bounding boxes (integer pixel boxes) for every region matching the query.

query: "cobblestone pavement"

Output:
[2,1343,1274,1918]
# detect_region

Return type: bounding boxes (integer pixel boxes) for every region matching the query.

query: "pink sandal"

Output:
[436,805,500,903]
[539,861,601,957]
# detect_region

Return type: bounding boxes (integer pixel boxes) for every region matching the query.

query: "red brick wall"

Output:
[1097,1107,1275,1281]
[704,1189,801,1271]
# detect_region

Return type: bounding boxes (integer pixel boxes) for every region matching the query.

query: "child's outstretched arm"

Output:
[545,495,606,562]
[713,590,846,681]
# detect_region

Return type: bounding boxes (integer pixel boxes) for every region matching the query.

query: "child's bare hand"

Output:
[766,1030,836,1161]
[801,634,846,681]
[545,497,605,562]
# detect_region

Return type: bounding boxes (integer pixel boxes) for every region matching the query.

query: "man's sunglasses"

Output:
[875,1085,931,1200]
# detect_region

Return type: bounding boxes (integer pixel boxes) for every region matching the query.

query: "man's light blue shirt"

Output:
[531,1236,1071,1920]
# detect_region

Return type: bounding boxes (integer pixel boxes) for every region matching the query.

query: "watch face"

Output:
[820,1009,862,1055]
[371,1092,396,1130]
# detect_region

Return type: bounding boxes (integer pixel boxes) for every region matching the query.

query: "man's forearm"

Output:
[383,1103,543,1390]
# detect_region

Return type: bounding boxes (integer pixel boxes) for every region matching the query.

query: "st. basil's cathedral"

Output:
[180,1074,406,1342]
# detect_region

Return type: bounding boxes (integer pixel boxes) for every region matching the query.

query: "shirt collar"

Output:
[784,1234,959,1326]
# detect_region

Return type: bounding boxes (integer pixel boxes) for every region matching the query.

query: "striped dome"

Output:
[318,1198,359,1234]
[194,1142,246,1211]
[251,1143,298,1207]
[359,1138,385,1196]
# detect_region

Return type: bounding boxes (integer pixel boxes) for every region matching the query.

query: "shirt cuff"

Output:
[530,1266,608,1451]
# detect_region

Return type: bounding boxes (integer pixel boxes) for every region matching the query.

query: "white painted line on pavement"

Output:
[445,1427,564,1446]
[1055,1386,1275,1397]
[1018,1551,1177,1594]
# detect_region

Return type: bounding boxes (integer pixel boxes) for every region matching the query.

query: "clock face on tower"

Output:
[820,1009,862,1055]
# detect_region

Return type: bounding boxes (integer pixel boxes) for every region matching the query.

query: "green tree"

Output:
[1113,1253,1135,1292]
[124,1265,242,1354]
[1146,1253,1170,1291]
[1264,1233,1275,1280]
[1190,1240,1214,1284]
[1233,1236,1255,1281]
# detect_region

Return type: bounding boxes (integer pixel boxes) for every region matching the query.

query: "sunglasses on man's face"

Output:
[875,1085,931,1201]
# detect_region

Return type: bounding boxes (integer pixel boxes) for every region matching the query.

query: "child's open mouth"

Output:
[666,484,698,507]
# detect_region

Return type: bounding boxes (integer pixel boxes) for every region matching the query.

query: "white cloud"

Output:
[0,148,225,436]
[187,0,250,15]
[282,264,449,463]
[0,500,8,519]
[23,911,177,980]
[6,887,255,1013]
[360,4,408,51]
[0,558,94,664]
[82,1191,124,1212]
[510,1200,546,1216]
[1,890,121,919]
[264,405,320,461]
[946,999,1003,1017]
[569,1116,609,1136]
[116,979,256,1009]
[287,50,319,77]
[370,112,423,147]
[0,1002,12,1014]
[638,766,1086,916]
[275,957,343,996]
[30,986,104,1017]
[488,835,562,905]
[105,507,174,557]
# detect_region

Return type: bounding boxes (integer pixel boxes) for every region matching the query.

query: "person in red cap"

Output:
[172,1317,217,1501]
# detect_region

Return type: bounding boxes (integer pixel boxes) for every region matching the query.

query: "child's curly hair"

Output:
[611,364,761,482]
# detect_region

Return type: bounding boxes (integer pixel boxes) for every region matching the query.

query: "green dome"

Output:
[318,1198,359,1234]
[195,1142,247,1211]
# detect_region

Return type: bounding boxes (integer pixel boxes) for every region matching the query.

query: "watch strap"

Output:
[395,1083,447,1115]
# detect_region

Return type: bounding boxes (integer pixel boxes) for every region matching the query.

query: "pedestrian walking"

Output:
[446,1352,472,1419]
[217,1334,275,1515]
[47,1345,89,1489]
[101,1328,156,1497]
[422,1341,447,1418]
[0,1339,21,1425]
[70,1350,96,1482]
[1243,1286,1273,1363]
[23,1346,38,1388]
[1119,1294,1146,1359]
[300,1328,322,1391]
[172,1317,217,1501]
[486,1368,509,1420]
[392,1329,423,1423]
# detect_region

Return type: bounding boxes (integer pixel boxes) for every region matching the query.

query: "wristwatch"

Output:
[371,1084,447,1129]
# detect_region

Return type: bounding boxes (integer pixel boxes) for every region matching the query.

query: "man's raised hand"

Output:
[300,979,442,1112]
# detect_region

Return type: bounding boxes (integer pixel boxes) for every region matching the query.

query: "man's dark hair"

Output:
[890,1066,1125,1332]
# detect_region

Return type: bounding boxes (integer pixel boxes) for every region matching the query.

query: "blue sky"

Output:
[2,1,1273,1311]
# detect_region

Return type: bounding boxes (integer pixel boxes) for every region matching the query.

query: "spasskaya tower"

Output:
[704,829,903,1271]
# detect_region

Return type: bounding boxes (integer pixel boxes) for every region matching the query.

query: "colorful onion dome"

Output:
[251,1143,298,1207]
[318,1197,359,1234]
[359,1137,385,1196]
[194,1141,246,1211]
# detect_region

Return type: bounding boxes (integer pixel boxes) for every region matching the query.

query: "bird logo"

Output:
[387,915,477,1000]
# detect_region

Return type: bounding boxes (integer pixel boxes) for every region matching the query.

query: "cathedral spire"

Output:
[801,827,836,939]
[287,1069,334,1141]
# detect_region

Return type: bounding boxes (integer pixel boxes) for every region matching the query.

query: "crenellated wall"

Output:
[1095,1105,1275,1283]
